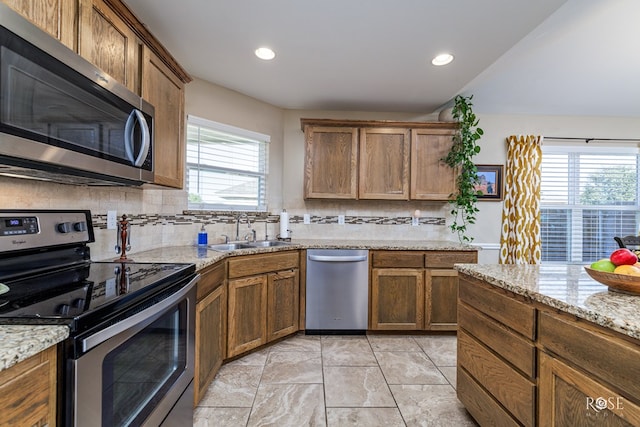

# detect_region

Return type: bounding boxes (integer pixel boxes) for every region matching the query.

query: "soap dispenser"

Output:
[198,224,208,246]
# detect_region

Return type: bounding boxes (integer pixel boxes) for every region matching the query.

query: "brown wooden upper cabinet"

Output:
[78,0,141,94]
[411,128,457,200]
[304,126,358,199]
[302,119,458,200]
[1,0,77,49]
[359,128,410,200]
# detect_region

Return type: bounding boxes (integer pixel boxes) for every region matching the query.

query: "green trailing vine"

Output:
[442,95,483,243]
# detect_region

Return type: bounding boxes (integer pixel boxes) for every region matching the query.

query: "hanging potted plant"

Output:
[442,95,483,243]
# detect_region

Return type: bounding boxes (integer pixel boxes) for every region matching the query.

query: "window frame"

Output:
[185,115,270,212]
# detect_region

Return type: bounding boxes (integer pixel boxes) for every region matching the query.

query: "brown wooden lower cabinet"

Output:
[539,351,640,426]
[458,273,640,427]
[0,345,57,427]
[370,250,477,331]
[227,275,268,358]
[370,267,424,330]
[267,269,299,341]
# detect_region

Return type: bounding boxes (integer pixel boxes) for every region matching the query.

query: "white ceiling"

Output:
[124,0,640,117]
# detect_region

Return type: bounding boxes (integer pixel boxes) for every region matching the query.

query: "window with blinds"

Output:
[186,116,269,211]
[541,144,640,263]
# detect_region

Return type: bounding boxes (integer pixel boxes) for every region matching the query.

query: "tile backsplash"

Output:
[1,177,454,261]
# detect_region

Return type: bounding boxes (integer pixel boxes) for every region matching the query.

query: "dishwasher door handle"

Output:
[308,255,368,262]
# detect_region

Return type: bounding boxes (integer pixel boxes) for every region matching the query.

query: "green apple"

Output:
[590,258,616,272]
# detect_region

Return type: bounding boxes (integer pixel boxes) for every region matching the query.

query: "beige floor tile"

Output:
[413,335,457,366]
[226,347,269,366]
[248,383,326,427]
[439,366,457,389]
[322,338,377,366]
[268,333,321,352]
[326,407,406,426]
[367,335,422,352]
[193,407,251,427]
[260,351,323,384]
[390,384,478,426]
[324,366,396,408]
[375,351,448,385]
[198,364,263,407]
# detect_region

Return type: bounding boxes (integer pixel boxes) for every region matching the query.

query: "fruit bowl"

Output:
[584,267,640,295]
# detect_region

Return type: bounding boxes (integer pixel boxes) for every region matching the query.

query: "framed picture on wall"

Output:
[474,164,504,201]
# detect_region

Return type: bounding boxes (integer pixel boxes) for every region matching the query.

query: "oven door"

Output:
[71,275,197,427]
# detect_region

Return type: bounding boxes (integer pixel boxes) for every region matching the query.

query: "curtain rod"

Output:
[545,136,640,143]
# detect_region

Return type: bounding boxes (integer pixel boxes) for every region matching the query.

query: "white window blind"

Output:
[186,116,269,211]
[541,144,640,263]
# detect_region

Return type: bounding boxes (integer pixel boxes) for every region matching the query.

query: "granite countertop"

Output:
[128,239,477,270]
[0,239,474,373]
[0,325,69,371]
[454,263,640,341]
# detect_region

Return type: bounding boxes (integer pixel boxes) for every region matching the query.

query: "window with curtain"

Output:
[541,144,640,263]
[186,116,269,211]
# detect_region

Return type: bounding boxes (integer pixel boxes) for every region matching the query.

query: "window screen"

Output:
[541,144,640,263]
[186,116,269,211]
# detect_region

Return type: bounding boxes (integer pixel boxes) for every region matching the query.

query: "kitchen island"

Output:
[454,263,640,426]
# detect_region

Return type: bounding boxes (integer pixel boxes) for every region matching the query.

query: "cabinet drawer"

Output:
[457,368,520,427]
[458,275,536,340]
[197,261,225,301]
[458,330,536,426]
[371,251,423,268]
[539,310,640,400]
[228,251,299,279]
[425,251,476,268]
[458,302,536,379]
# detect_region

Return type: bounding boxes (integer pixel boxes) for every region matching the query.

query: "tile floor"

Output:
[194,333,478,426]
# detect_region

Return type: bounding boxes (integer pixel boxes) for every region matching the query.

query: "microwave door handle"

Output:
[124,109,151,167]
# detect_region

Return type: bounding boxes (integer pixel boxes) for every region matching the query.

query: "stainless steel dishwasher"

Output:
[305,249,369,334]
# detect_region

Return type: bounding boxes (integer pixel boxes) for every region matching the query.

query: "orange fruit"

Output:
[614,264,640,276]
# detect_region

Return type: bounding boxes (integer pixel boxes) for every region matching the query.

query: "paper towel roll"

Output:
[279,210,289,238]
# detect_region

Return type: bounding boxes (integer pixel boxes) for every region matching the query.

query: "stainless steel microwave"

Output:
[0,4,154,186]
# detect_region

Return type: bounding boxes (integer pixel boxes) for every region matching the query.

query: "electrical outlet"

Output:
[303,214,311,224]
[107,210,117,230]
[338,215,345,225]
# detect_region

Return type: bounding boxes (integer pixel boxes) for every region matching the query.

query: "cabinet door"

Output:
[304,126,358,199]
[0,345,57,427]
[267,269,299,342]
[194,283,226,405]
[410,128,457,200]
[142,46,185,188]
[370,268,424,330]
[539,352,640,426]
[359,128,410,199]
[227,275,268,358]
[78,0,140,93]
[425,269,458,331]
[2,0,77,49]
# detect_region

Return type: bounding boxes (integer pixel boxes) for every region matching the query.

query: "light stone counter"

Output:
[0,325,69,371]
[128,239,477,270]
[454,263,640,340]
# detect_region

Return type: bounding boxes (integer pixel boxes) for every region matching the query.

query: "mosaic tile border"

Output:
[91,212,446,229]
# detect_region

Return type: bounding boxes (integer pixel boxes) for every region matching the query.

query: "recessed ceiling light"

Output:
[255,47,275,60]
[432,53,454,66]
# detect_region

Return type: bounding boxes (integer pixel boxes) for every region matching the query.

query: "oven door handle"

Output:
[81,275,198,353]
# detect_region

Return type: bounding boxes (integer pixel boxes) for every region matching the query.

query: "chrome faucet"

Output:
[235,213,255,241]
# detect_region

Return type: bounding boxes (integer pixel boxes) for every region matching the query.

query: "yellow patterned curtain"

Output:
[499,135,543,264]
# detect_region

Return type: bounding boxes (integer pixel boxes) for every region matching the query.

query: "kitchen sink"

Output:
[246,240,294,248]
[208,242,254,251]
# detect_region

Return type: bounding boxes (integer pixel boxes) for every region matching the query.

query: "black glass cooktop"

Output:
[0,260,195,332]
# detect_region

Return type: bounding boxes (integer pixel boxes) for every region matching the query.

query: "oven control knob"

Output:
[72,298,85,309]
[57,222,73,233]
[57,303,70,315]
[73,221,87,232]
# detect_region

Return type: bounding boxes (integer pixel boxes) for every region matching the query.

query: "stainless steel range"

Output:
[0,210,198,426]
